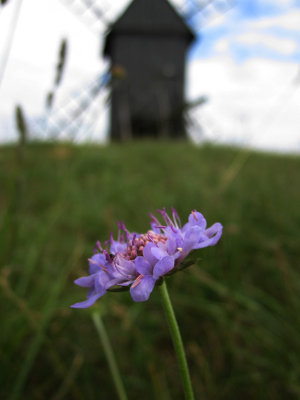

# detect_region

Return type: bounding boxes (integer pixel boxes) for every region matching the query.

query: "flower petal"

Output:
[74,274,96,287]
[89,253,106,274]
[205,222,223,240]
[153,256,174,280]
[151,246,167,260]
[135,256,153,275]
[195,223,223,248]
[130,276,156,302]
[183,211,207,232]
[167,235,178,255]
[70,292,104,308]
[114,255,136,277]
[95,271,110,291]
[110,241,127,255]
[104,277,132,289]
[183,226,204,253]
[143,242,158,265]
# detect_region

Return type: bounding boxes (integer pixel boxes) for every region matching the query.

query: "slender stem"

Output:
[92,312,128,400]
[159,280,195,400]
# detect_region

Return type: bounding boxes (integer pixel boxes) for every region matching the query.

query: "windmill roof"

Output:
[104,0,195,56]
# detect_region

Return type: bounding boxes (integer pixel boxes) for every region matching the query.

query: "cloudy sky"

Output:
[0,0,300,152]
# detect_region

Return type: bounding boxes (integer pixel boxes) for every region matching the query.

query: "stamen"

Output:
[131,274,143,288]
[132,234,136,247]
[172,207,181,228]
[177,247,183,253]
[170,225,177,233]
[150,213,161,225]
[121,221,129,233]
[96,240,104,251]
[155,225,167,229]
[157,208,172,226]
[192,210,198,221]
[147,233,154,242]
[88,258,108,273]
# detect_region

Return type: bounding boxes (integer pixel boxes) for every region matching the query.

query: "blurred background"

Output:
[0,0,300,399]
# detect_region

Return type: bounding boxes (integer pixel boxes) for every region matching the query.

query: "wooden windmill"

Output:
[44,0,234,141]
[103,0,195,140]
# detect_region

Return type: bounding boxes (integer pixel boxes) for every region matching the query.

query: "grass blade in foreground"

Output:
[92,312,128,400]
[159,279,195,400]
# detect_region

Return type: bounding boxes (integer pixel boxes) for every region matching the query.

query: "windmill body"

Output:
[103,0,195,140]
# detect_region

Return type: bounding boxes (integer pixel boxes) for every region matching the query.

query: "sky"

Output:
[0,0,300,152]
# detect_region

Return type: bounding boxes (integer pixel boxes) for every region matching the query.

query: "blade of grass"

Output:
[9,241,84,400]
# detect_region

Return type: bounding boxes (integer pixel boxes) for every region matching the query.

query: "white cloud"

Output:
[187,57,300,152]
[247,10,300,31]
[204,12,229,29]
[265,0,294,4]
[235,32,298,55]
[214,38,230,54]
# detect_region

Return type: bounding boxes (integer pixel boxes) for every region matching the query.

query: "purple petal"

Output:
[150,222,161,234]
[153,256,174,280]
[183,226,204,253]
[135,256,153,275]
[190,211,207,228]
[110,241,127,255]
[205,223,223,240]
[130,276,156,302]
[114,256,136,277]
[151,246,167,260]
[195,223,223,248]
[70,292,103,308]
[143,242,158,265]
[89,253,106,274]
[74,274,96,287]
[95,271,110,291]
[167,236,177,255]
[183,211,207,232]
[104,277,134,289]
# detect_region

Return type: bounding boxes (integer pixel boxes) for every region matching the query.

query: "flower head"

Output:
[71,208,222,307]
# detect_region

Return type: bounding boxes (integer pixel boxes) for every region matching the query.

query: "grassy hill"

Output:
[1,141,300,399]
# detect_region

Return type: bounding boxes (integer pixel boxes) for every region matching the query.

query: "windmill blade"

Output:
[179,0,236,24]
[59,0,112,34]
[81,0,110,24]
[47,71,110,139]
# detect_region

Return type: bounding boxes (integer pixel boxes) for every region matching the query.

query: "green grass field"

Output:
[1,141,300,399]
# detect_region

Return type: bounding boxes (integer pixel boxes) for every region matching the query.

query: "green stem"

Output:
[92,312,128,400]
[159,279,195,400]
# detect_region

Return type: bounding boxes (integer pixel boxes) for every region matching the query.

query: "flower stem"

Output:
[92,311,128,400]
[159,279,195,400]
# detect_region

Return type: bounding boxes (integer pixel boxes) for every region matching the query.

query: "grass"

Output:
[0,140,300,399]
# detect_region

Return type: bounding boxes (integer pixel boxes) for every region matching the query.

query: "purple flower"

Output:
[71,208,222,307]
[71,253,111,308]
[130,251,175,302]
[150,208,223,264]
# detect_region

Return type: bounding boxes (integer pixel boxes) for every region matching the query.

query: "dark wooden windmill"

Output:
[103,0,195,140]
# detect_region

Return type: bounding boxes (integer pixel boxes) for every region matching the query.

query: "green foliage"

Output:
[46,38,68,110]
[15,105,28,146]
[0,141,300,399]
[55,39,68,87]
